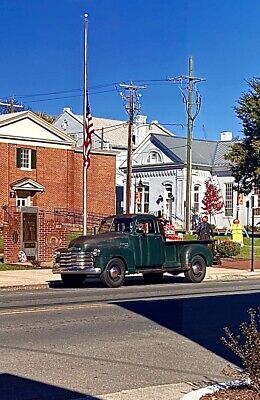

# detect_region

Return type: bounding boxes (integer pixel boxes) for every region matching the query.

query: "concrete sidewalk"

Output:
[0,266,259,289]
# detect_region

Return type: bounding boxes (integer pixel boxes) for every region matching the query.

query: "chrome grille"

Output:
[59,249,94,269]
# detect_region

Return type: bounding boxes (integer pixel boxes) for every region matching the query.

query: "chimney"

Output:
[220,131,233,141]
[134,115,147,146]
[135,115,147,124]
[63,107,72,113]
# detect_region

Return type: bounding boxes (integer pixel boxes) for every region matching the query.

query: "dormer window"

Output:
[147,151,162,164]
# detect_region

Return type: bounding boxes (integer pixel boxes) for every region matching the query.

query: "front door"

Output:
[21,207,38,261]
[134,218,164,267]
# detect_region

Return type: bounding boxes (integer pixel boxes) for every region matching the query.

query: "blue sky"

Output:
[0,0,259,140]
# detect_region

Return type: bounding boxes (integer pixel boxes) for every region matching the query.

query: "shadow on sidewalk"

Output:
[112,291,260,367]
[0,373,99,400]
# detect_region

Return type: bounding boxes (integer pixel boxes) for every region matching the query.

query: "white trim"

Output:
[0,137,73,149]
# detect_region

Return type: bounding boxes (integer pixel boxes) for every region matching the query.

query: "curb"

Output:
[0,272,260,291]
[0,284,49,291]
[179,380,247,400]
[205,273,260,281]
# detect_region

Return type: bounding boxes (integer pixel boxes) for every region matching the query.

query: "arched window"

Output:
[147,151,162,164]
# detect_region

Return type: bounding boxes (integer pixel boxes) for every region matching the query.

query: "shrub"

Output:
[221,308,260,391]
[215,240,241,258]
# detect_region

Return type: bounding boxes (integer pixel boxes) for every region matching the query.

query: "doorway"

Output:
[21,207,39,261]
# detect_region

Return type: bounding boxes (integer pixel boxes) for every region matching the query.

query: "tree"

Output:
[225,78,260,194]
[201,179,224,222]
[33,111,56,124]
[0,97,27,114]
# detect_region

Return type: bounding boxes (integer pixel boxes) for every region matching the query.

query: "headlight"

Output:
[92,248,101,257]
[53,250,61,260]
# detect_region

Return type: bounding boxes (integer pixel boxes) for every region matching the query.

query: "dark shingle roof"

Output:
[151,134,235,168]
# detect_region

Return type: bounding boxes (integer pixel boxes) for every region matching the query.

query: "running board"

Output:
[136,266,189,274]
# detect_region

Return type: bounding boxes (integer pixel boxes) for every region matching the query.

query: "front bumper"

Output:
[52,266,101,275]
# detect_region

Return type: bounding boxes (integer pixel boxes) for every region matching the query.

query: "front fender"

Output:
[180,244,213,268]
[95,246,136,273]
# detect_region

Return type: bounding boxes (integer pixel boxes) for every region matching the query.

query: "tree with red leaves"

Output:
[202,179,224,223]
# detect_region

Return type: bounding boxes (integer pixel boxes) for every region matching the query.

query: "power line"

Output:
[6,78,178,103]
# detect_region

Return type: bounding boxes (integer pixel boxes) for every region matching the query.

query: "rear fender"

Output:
[180,244,213,268]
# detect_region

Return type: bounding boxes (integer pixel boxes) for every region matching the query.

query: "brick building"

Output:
[0,111,116,222]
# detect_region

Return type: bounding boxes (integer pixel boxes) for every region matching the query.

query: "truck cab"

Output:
[52,214,213,288]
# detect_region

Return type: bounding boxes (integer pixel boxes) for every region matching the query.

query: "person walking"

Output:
[196,215,214,240]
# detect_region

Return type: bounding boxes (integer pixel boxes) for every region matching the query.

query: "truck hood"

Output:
[69,232,129,250]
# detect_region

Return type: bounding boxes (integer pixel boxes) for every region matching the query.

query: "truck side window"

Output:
[147,221,155,234]
[136,220,155,234]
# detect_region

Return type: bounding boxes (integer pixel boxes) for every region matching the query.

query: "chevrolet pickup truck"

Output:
[52,213,214,288]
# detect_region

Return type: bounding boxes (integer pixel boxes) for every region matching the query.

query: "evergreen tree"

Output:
[201,179,224,221]
[225,78,260,194]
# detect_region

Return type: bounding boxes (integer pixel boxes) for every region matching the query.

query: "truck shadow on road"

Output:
[111,291,260,367]
[48,275,186,289]
[0,373,100,400]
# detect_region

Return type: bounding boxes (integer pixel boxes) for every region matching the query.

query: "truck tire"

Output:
[143,272,164,284]
[100,258,126,288]
[61,274,86,287]
[184,255,206,283]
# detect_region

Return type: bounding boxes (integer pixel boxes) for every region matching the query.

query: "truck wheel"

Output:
[100,258,126,288]
[61,274,86,287]
[143,273,163,284]
[184,255,206,283]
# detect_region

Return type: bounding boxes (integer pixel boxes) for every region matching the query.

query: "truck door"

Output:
[134,218,164,267]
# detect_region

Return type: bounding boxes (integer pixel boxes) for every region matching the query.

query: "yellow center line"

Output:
[0,302,111,316]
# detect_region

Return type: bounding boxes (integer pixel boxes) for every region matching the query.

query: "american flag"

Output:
[83,105,94,168]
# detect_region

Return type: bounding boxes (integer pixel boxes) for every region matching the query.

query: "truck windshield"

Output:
[98,217,134,234]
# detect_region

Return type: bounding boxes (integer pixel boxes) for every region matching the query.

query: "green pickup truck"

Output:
[52,213,214,288]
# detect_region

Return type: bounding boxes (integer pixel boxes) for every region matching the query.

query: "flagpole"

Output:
[83,13,88,235]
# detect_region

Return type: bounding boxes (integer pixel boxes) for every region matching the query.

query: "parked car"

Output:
[52,214,214,288]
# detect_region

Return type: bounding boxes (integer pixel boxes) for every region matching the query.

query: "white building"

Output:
[54,108,173,213]
[121,131,260,229]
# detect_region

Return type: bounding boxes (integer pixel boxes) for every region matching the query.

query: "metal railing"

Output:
[2,205,109,231]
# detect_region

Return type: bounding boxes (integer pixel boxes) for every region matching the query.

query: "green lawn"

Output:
[184,234,260,260]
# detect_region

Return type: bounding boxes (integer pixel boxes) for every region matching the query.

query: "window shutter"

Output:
[31,149,37,169]
[16,148,21,168]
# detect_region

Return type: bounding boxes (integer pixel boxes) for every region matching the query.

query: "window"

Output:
[17,148,36,169]
[143,186,149,213]
[16,192,31,208]
[164,184,173,219]
[193,185,200,213]
[225,183,233,216]
[136,219,156,234]
[254,188,260,216]
[147,151,162,164]
[136,185,150,213]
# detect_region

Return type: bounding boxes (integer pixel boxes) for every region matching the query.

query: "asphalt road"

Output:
[0,279,259,400]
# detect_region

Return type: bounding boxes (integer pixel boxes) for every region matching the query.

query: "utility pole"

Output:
[0,98,24,113]
[169,57,205,232]
[186,57,194,233]
[119,83,146,214]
